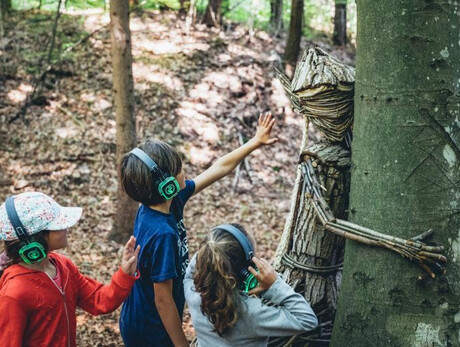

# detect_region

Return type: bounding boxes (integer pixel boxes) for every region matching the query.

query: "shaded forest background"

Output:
[0,0,355,344]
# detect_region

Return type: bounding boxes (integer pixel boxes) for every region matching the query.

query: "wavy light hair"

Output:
[193,224,253,336]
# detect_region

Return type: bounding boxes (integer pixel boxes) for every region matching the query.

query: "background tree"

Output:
[331,1,460,345]
[109,0,138,243]
[284,0,303,70]
[332,0,346,46]
[269,0,283,36]
[203,0,223,27]
[1,0,11,14]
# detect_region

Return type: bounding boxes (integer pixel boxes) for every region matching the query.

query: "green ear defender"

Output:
[5,196,47,264]
[158,176,181,200]
[18,242,47,264]
[239,268,259,293]
[130,148,180,201]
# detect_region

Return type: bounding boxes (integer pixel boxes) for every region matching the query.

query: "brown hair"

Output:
[0,230,50,277]
[119,140,183,205]
[193,224,254,336]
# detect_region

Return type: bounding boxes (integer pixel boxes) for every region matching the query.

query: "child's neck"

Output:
[21,257,57,277]
[149,199,172,214]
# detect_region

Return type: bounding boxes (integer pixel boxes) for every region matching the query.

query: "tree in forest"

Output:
[332,0,346,46]
[269,0,283,36]
[284,0,304,70]
[272,46,446,345]
[330,1,460,345]
[109,0,138,243]
[203,0,223,27]
[1,0,11,14]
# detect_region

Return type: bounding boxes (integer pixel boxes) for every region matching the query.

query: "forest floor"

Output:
[0,9,354,346]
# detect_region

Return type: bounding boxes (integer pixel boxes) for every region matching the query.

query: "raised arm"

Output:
[193,113,278,196]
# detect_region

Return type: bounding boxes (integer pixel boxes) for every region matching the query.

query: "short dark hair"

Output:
[119,140,183,205]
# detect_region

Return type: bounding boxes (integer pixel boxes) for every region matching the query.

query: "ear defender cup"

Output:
[18,242,47,264]
[158,176,180,200]
[239,268,259,293]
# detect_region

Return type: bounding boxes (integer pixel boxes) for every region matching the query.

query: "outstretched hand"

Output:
[253,112,279,147]
[121,236,140,276]
[247,257,278,295]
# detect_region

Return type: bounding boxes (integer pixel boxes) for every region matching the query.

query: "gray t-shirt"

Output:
[184,255,318,347]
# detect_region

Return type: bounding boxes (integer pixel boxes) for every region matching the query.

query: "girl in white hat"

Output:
[0,192,140,347]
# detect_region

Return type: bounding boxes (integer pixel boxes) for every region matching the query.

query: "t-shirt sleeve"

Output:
[177,179,195,206]
[145,232,180,282]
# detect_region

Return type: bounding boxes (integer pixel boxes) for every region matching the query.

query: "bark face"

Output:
[269,0,283,36]
[332,2,346,46]
[284,0,304,66]
[110,0,138,243]
[203,0,223,27]
[331,1,460,346]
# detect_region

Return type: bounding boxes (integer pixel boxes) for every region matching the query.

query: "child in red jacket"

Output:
[0,192,140,347]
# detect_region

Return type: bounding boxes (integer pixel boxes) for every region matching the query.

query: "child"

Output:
[0,192,140,347]
[184,224,318,346]
[119,113,278,346]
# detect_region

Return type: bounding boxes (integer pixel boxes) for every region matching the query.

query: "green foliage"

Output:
[11,0,356,44]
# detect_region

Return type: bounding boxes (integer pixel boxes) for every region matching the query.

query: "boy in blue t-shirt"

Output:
[119,113,278,346]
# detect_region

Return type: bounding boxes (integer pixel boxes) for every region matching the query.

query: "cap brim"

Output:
[46,206,83,231]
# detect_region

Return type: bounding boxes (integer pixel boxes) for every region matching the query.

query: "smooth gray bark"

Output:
[331,1,460,345]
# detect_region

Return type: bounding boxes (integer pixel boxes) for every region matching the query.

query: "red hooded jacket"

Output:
[0,252,137,347]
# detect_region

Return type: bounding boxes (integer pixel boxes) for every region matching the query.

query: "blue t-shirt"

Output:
[120,180,195,347]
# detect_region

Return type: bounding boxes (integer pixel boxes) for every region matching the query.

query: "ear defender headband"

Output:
[213,224,259,293]
[5,196,47,264]
[130,148,180,201]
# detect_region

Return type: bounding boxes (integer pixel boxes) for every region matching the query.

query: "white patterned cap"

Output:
[0,192,82,241]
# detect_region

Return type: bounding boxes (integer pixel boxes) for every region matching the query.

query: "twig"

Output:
[237,132,255,184]
[232,162,241,191]
[47,0,63,64]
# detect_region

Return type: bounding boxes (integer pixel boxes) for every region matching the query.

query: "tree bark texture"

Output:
[273,127,350,342]
[203,0,223,27]
[284,0,304,66]
[110,0,138,243]
[269,0,283,36]
[331,1,460,346]
[332,2,346,46]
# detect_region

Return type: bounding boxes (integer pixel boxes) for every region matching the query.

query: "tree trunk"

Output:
[1,0,11,14]
[332,1,346,46]
[203,0,222,28]
[109,0,138,243]
[284,0,304,68]
[331,1,460,345]
[269,0,283,36]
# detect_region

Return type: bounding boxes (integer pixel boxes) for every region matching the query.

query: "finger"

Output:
[267,138,279,145]
[248,286,264,295]
[267,118,276,131]
[251,257,262,269]
[263,113,270,126]
[258,114,263,126]
[125,235,135,250]
[126,255,136,269]
[248,266,260,278]
[134,245,140,257]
